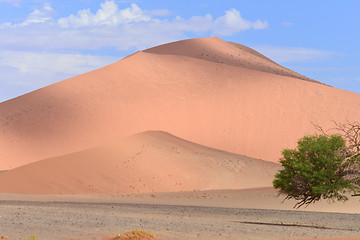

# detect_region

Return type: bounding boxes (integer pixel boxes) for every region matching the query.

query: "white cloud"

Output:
[253,46,337,63]
[57,3,267,37]
[58,2,151,28]
[8,2,267,52]
[0,1,268,52]
[1,3,55,27]
[20,3,54,26]
[214,9,268,36]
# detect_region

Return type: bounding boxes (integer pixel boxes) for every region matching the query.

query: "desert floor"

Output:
[1,188,360,240]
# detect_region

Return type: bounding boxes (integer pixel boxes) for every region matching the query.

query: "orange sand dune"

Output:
[1,37,360,170]
[145,37,315,82]
[0,131,280,194]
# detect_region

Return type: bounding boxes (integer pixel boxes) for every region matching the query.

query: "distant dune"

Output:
[1,37,360,171]
[0,131,280,194]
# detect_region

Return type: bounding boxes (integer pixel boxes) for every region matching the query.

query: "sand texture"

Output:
[1,37,360,170]
[0,131,280,194]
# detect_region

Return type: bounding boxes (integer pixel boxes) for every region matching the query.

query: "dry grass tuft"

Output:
[24,235,38,240]
[112,230,157,240]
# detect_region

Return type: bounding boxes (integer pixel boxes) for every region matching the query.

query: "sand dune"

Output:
[1,37,360,170]
[145,37,316,82]
[0,131,280,194]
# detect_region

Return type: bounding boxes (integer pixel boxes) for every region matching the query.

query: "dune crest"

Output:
[0,131,280,194]
[144,37,316,82]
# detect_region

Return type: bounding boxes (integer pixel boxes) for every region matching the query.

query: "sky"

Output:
[0,0,359,102]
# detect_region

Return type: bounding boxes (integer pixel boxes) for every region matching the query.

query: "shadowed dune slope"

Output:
[0,131,280,194]
[1,37,360,170]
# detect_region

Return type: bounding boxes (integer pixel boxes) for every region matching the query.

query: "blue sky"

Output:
[0,0,359,102]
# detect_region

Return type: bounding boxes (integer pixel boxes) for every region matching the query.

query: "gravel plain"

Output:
[1,200,360,240]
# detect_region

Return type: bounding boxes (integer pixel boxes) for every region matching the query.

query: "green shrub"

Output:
[273,134,360,208]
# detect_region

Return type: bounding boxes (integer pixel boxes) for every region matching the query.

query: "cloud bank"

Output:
[0,1,268,51]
